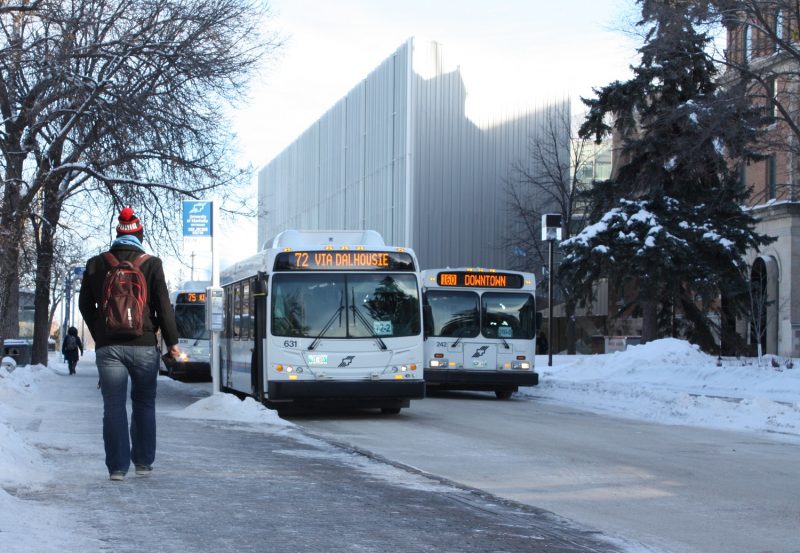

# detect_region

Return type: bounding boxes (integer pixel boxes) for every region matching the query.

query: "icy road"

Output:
[288,390,800,553]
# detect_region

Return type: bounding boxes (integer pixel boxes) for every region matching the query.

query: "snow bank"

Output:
[0,421,50,487]
[525,338,800,438]
[171,393,295,427]
[0,364,55,488]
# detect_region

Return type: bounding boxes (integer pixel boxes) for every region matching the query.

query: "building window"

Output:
[766,77,777,119]
[768,155,777,200]
[744,24,753,62]
[774,10,784,51]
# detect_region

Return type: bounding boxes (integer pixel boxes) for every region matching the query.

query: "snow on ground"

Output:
[522,338,800,439]
[0,338,798,551]
[169,389,295,427]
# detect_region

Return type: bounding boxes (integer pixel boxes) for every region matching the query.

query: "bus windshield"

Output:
[425,290,535,340]
[174,303,207,340]
[481,292,535,340]
[271,273,421,339]
[425,290,479,338]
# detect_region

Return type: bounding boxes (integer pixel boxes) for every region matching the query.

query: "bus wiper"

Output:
[350,290,387,350]
[451,336,463,347]
[499,335,511,349]
[308,292,344,351]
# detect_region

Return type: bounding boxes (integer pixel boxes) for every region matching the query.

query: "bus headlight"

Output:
[429,358,448,368]
[178,352,189,362]
[512,361,531,370]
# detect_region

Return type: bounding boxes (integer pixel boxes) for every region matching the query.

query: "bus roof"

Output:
[175,280,211,292]
[265,229,386,250]
[223,230,418,285]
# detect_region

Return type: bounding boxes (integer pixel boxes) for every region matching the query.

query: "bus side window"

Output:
[227,286,235,338]
[242,280,251,340]
[233,284,242,339]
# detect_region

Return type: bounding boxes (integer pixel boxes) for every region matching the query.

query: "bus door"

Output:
[252,272,267,403]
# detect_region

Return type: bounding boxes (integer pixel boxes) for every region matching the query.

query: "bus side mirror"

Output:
[423,305,433,339]
[536,312,543,332]
[253,271,267,297]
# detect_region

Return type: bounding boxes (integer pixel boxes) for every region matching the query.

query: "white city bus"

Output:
[161,281,211,380]
[421,268,539,399]
[219,230,425,414]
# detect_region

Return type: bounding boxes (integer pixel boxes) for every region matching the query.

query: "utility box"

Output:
[3,339,32,365]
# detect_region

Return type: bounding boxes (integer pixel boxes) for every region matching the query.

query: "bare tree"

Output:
[505,104,601,354]
[0,0,281,363]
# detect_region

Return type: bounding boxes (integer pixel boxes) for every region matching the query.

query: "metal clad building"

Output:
[258,38,568,269]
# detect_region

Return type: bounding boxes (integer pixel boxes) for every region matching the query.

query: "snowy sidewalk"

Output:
[1,355,628,553]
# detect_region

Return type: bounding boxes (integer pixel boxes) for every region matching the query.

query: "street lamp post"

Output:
[541,214,562,367]
[63,266,85,340]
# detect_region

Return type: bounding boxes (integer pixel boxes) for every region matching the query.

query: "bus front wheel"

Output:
[495,390,513,400]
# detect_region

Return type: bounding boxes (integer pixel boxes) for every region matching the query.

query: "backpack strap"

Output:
[102,252,119,267]
[131,253,150,268]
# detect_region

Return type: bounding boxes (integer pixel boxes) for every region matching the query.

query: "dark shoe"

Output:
[134,464,153,477]
[109,471,125,481]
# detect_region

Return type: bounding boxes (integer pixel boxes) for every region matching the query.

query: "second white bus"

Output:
[421,268,539,399]
[161,281,211,381]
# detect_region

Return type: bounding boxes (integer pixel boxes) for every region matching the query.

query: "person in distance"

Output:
[61,326,83,375]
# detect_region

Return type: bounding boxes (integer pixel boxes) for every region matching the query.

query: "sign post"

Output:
[182,200,220,393]
[62,265,85,342]
[542,214,562,367]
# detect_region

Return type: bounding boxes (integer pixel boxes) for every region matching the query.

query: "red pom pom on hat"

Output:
[120,207,135,221]
[116,206,143,235]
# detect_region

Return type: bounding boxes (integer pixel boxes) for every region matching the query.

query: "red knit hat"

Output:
[116,207,143,235]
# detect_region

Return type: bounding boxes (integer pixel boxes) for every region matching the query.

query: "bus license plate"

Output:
[307,354,328,365]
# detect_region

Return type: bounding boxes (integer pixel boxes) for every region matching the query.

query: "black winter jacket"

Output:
[78,245,179,349]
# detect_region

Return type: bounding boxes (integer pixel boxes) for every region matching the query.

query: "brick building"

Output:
[726,9,800,357]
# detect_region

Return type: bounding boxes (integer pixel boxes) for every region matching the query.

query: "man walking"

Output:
[79,207,181,481]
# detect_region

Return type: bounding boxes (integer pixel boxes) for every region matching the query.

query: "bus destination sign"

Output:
[176,292,206,303]
[274,251,416,272]
[437,271,524,289]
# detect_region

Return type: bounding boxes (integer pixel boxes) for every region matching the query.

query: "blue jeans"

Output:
[96,345,159,475]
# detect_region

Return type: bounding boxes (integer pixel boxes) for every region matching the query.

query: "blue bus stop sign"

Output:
[183,201,213,237]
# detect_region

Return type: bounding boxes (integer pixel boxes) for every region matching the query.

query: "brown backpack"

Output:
[101,252,150,338]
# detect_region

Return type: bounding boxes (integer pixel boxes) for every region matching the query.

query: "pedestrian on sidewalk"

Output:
[79,207,182,482]
[61,326,83,375]
[536,331,549,355]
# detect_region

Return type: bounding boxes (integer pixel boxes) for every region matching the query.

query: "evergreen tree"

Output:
[560,0,772,349]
